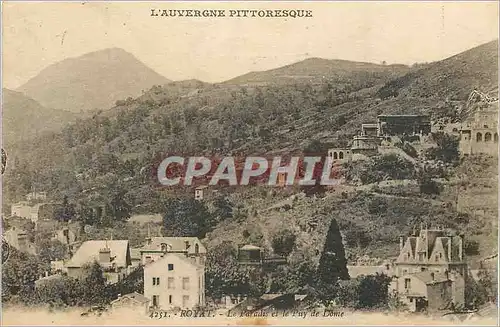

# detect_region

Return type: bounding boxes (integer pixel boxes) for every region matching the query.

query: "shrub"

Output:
[425,132,460,165]
[336,273,392,309]
[271,229,297,257]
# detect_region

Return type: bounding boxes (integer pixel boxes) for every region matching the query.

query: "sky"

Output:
[2,1,499,89]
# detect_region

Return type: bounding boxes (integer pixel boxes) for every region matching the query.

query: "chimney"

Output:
[447,237,452,262]
[399,236,404,251]
[99,247,111,263]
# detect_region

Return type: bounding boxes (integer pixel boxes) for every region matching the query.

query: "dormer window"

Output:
[161,243,168,252]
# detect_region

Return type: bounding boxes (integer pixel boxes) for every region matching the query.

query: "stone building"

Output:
[144,252,205,310]
[392,226,467,312]
[377,115,432,137]
[459,102,498,156]
[3,227,37,255]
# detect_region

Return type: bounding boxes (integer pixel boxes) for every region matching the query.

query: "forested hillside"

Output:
[2,40,498,269]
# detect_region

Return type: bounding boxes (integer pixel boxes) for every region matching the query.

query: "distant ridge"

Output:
[2,88,77,148]
[223,57,409,86]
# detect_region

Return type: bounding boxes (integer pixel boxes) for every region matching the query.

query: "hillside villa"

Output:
[391,226,467,312]
[144,251,205,310]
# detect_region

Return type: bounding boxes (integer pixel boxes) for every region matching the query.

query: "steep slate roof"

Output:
[66,240,130,268]
[141,237,206,254]
[397,229,463,263]
[144,252,204,270]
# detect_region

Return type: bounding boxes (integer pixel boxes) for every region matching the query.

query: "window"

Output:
[182,295,189,308]
[476,132,483,142]
[439,253,442,259]
[152,295,159,307]
[152,277,160,286]
[333,152,338,159]
[168,277,175,289]
[420,267,427,272]
[195,244,199,254]
[494,133,498,143]
[182,277,190,290]
[168,264,174,271]
[404,278,411,290]
[169,295,173,304]
[435,255,439,262]
[485,132,492,142]
[418,253,424,261]
[409,298,413,303]
[339,152,344,159]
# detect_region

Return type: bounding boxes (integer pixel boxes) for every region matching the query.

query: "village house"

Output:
[51,225,81,254]
[392,226,467,312]
[110,292,150,313]
[26,191,47,202]
[377,115,432,137]
[144,251,205,310]
[332,114,432,163]
[10,202,32,219]
[237,244,287,270]
[10,201,61,224]
[140,236,207,266]
[3,227,37,255]
[194,185,208,200]
[65,240,132,284]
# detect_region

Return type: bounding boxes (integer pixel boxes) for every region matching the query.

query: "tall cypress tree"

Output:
[318,218,350,287]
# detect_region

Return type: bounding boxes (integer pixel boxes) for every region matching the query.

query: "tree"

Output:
[477,268,496,303]
[205,242,265,299]
[2,248,44,303]
[317,218,349,302]
[162,198,214,238]
[425,132,460,165]
[211,196,233,221]
[81,262,109,306]
[109,190,132,223]
[271,229,297,257]
[269,260,317,294]
[33,276,83,307]
[55,195,76,222]
[418,170,441,195]
[337,274,392,309]
[38,240,68,264]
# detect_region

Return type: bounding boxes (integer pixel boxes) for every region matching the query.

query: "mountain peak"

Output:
[17,49,171,112]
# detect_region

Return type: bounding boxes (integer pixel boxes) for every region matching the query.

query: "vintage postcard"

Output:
[1,1,498,325]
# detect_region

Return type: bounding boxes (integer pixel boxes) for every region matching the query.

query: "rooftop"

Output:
[66,240,130,268]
